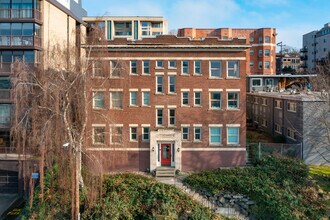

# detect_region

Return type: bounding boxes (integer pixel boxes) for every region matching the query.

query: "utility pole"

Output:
[277,42,286,74]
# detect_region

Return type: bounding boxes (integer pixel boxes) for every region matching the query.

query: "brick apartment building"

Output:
[84,35,249,172]
[178,27,277,75]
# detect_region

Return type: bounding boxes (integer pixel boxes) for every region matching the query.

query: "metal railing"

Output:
[0,8,42,22]
[0,35,42,48]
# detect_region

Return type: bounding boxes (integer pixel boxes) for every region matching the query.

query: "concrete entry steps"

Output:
[155,166,176,177]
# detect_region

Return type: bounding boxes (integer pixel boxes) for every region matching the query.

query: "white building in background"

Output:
[302,22,330,72]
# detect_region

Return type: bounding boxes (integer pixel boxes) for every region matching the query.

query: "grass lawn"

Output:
[309,165,330,212]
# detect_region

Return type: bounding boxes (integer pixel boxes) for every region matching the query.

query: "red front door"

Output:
[161,144,171,166]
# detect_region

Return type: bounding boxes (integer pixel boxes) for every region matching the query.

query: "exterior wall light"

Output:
[177,148,180,152]
[152,147,155,152]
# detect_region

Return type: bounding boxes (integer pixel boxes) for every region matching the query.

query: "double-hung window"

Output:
[110,91,123,109]
[130,127,138,141]
[168,76,176,93]
[169,60,176,68]
[182,91,189,106]
[130,91,138,106]
[142,127,150,141]
[169,109,176,126]
[227,61,239,78]
[182,127,189,140]
[209,127,221,145]
[227,92,239,109]
[182,60,189,75]
[194,127,202,141]
[143,60,150,74]
[156,76,163,93]
[210,61,221,78]
[93,126,105,145]
[142,91,150,106]
[210,91,221,109]
[156,60,163,68]
[227,127,239,145]
[130,60,137,74]
[93,91,105,109]
[194,60,201,75]
[111,126,123,144]
[194,91,201,106]
[111,60,122,77]
[156,109,163,126]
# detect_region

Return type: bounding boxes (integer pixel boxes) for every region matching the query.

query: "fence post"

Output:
[258,142,261,159]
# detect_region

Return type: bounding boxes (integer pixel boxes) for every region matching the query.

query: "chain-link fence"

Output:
[246,142,303,164]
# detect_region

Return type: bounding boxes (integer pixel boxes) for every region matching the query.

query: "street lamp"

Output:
[277,42,286,74]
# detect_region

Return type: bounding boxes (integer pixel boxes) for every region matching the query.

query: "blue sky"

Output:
[83,0,330,50]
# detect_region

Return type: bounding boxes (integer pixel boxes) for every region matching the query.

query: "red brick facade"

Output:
[178,27,277,75]
[86,36,247,172]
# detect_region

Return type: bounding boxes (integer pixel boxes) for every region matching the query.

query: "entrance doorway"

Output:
[160,143,171,166]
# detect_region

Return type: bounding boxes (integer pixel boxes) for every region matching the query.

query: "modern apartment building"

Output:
[247,91,329,165]
[301,22,330,72]
[84,35,248,172]
[178,27,277,75]
[83,16,168,41]
[0,0,86,194]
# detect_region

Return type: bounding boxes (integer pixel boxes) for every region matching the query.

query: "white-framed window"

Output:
[142,127,150,141]
[194,60,201,75]
[209,126,222,145]
[169,109,176,126]
[275,123,282,134]
[110,125,123,144]
[258,61,263,69]
[262,98,268,106]
[111,60,122,78]
[168,76,176,93]
[227,92,239,109]
[130,91,138,106]
[182,127,189,141]
[156,60,164,68]
[168,60,176,69]
[130,60,137,74]
[143,60,150,74]
[182,91,189,106]
[194,91,201,106]
[265,36,270,43]
[275,100,282,109]
[227,127,239,145]
[93,126,105,145]
[156,76,163,93]
[93,91,105,109]
[227,61,239,78]
[250,49,254,56]
[210,91,221,109]
[110,91,123,109]
[249,37,254,42]
[250,62,254,67]
[264,50,270,57]
[194,127,202,141]
[156,109,163,126]
[93,60,109,77]
[287,102,297,112]
[142,91,150,106]
[258,50,263,57]
[210,61,222,78]
[130,127,138,141]
[262,118,267,127]
[254,97,259,104]
[287,128,297,140]
[182,60,189,75]
[265,79,273,87]
[264,61,270,69]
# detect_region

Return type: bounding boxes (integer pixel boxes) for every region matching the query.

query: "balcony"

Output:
[300,55,308,61]
[0,35,42,49]
[0,8,42,24]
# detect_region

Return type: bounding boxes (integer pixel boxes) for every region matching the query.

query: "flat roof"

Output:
[247,91,326,102]
[247,74,317,78]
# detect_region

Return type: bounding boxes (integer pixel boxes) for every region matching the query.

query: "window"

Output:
[0,104,10,127]
[143,60,150,74]
[182,61,189,75]
[194,61,201,75]
[130,91,138,106]
[250,62,254,67]
[258,61,263,69]
[156,109,163,126]
[111,126,123,144]
[259,37,263,43]
[265,36,270,43]
[249,37,254,42]
[262,118,267,127]
[168,76,176,93]
[227,127,239,145]
[253,97,259,104]
[264,49,270,57]
[182,92,189,106]
[130,127,137,141]
[142,127,150,141]
[209,127,221,145]
[258,50,263,57]
[194,127,202,141]
[194,91,201,106]
[169,109,176,126]
[287,128,297,140]
[275,100,282,109]
[130,60,137,74]
[210,61,222,77]
[111,60,122,77]
[142,91,150,106]
[169,60,176,68]
[262,98,268,106]
[275,124,282,134]
[156,60,163,68]
[227,92,239,109]
[250,50,254,56]
[156,76,163,93]
[93,127,105,145]
[93,60,109,77]
[93,91,105,109]
[210,92,221,109]
[265,79,273,87]
[227,61,239,78]
[110,92,123,109]
[287,102,297,112]
[182,127,189,140]
[264,61,270,69]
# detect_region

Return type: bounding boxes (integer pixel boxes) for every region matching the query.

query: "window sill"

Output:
[193,140,202,143]
[208,108,222,111]
[155,67,164,70]
[226,77,240,80]
[180,74,190,76]
[181,105,190,108]
[93,107,105,110]
[226,108,240,111]
[182,140,190,142]
[130,73,138,76]
[142,140,150,143]
[141,73,151,76]
[167,93,177,95]
[193,105,202,108]
[168,67,177,70]
[155,92,165,95]
[141,105,151,108]
[129,105,139,107]
[208,77,223,79]
[227,144,240,147]
[110,76,124,79]
[193,74,202,76]
[209,144,223,147]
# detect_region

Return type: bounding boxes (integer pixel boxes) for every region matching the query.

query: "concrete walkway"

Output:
[0,194,19,216]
